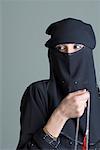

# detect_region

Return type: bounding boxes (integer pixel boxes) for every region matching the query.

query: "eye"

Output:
[56,45,67,53]
[55,43,85,53]
[73,44,84,50]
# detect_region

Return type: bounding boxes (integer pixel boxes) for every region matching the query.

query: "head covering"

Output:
[46,18,100,146]
[45,18,96,49]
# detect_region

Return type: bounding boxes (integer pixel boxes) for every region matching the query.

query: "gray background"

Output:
[0,1,2,148]
[1,0,100,149]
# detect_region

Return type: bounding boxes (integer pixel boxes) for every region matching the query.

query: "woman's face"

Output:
[56,43,85,54]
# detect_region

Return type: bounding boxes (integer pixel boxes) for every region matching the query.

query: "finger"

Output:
[77,91,90,102]
[67,89,87,98]
[75,106,85,117]
[84,103,87,108]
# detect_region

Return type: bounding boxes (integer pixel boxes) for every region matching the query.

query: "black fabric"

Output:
[16,81,50,149]
[17,18,100,149]
[16,81,100,149]
[48,47,100,144]
[46,18,100,144]
[45,18,96,49]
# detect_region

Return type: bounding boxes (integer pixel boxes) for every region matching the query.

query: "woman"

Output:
[16,18,100,149]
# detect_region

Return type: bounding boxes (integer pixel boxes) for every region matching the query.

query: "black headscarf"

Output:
[45,18,100,145]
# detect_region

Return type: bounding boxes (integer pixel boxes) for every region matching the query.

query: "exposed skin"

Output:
[56,43,85,53]
[43,43,89,139]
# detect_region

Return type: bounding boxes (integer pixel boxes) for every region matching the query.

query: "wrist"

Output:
[43,126,57,140]
[44,108,69,138]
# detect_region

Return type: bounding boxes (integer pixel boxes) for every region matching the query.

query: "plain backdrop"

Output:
[1,0,100,149]
[0,1,2,149]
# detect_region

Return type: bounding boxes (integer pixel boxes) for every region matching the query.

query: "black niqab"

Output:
[45,18,100,145]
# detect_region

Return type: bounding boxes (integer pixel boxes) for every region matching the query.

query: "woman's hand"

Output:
[43,89,90,138]
[58,89,90,119]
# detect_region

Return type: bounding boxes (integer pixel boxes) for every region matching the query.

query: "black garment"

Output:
[48,46,100,144]
[17,18,100,149]
[45,18,100,145]
[16,80,100,150]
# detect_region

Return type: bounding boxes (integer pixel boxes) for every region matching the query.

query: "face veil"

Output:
[48,46,96,94]
[45,18,100,145]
